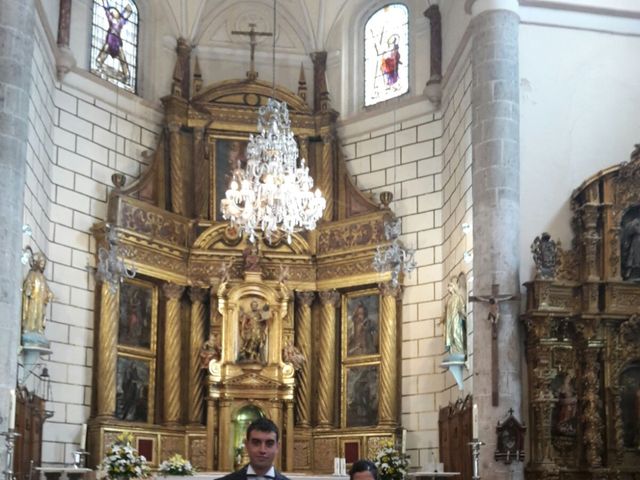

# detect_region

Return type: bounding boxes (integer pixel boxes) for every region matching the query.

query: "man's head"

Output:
[244,417,279,474]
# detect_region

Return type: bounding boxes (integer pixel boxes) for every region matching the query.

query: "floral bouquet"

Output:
[373,441,409,480]
[97,432,151,480]
[159,454,195,476]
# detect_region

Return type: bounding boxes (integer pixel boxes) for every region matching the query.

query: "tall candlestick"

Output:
[80,423,87,450]
[472,403,478,439]
[8,389,16,430]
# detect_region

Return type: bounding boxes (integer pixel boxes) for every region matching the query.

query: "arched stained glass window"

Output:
[90,0,139,93]
[364,4,409,106]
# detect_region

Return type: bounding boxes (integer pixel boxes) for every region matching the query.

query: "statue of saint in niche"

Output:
[622,214,640,281]
[237,299,271,363]
[21,250,54,347]
[443,278,467,357]
[553,372,577,436]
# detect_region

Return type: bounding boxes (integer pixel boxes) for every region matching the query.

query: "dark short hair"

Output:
[246,417,279,442]
[349,460,377,480]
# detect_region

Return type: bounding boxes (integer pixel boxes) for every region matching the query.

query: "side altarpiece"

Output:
[523,146,640,480]
[88,48,404,474]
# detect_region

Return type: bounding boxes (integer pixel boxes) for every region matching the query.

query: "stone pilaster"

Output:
[316,290,340,428]
[162,283,185,426]
[468,1,522,478]
[378,283,401,425]
[0,1,35,462]
[188,287,208,425]
[294,291,314,427]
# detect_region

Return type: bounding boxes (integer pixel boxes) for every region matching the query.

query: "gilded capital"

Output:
[318,290,340,307]
[189,286,209,303]
[163,283,185,300]
[296,291,315,306]
[379,282,403,299]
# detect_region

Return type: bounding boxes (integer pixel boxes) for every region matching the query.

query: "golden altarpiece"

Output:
[88,48,404,474]
[523,146,640,480]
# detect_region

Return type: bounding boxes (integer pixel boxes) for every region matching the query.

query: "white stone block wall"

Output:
[23,11,162,466]
[339,98,444,468]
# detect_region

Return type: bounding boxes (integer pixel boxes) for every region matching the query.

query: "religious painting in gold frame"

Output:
[115,354,155,423]
[342,290,380,359]
[343,364,379,428]
[210,136,249,221]
[117,277,158,353]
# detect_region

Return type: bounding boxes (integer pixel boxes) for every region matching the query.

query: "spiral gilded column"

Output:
[193,127,209,218]
[96,282,118,418]
[163,283,185,425]
[317,290,340,428]
[379,282,400,425]
[188,287,208,425]
[168,122,185,216]
[294,291,314,427]
[320,132,334,222]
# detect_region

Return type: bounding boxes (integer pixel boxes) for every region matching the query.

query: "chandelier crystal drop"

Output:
[220,97,326,243]
[373,218,417,288]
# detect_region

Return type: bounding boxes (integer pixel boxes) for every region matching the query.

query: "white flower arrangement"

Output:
[373,441,409,480]
[97,432,151,480]
[159,454,195,476]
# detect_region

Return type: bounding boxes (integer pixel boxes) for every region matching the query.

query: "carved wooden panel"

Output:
[313,438,337,473]
[438,397,472,480]
[293,439,311,470]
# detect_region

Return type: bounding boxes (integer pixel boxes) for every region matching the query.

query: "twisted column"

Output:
[582,348,603,468]
[294,291,315,427]
[188,287,208,425]
[163,283,185,425]
[379,283,401,425]
[96,282,118,418]
[168,122,185,216]
[317,290,340,427]
[321,132,334,222]
[193,127,209,218]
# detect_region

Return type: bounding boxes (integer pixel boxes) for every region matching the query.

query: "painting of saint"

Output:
[118,281,154,349]
[215,139,248,221]
[116,356,150,422]
[346,365,379,427]
[345,294,379,357]
[619,364,640,448]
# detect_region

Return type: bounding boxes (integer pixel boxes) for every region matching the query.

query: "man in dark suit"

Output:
[218,418,289,480]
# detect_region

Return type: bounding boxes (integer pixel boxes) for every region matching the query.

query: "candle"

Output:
[8,389,16,430]
[333,457,340,475]
[340,458,346,476]
[472,403,478,440]
[80,423,87,450]
[401,428,407,454]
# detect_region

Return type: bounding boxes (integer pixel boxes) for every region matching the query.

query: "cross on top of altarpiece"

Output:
[231,23,273,81]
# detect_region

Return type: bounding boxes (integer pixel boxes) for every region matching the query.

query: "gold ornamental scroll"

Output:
[320,132,334,222]
[188,287,208,425]
[317,290,340,427]
[168,122,186,216]
[162,282,185,425]
[294,291,314,427]
[96,282,118,418]
[379,282,401,425]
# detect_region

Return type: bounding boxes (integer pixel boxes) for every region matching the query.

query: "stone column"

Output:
[468,1,522,478]
[316,290,340,428]
[162,283,185,426]
[188,287,208,425]
[0,1,35,462]
[310,52,328,113]
[96,283,118,419]
[423,4,442,104]
[378,282,400,425]
[294,291,314,427]
[56,0,76,79]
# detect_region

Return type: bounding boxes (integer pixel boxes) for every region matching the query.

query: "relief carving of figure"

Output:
[554,372,577,436]
[237,299,270,363]
[282,342,305,371]
[21,251,54,346]
[442,278,467,357]
[200,331,221,368]
[531,232,559,279]
[621,216,640,280]
[242,243,261,273]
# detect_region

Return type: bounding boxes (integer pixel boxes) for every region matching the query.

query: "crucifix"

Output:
[231,23,273,81]
[469,284,519,406]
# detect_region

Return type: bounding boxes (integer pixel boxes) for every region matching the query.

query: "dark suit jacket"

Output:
[216,465,290,480]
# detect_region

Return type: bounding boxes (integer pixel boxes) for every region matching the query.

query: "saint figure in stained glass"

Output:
[364,4,409,106]
[96,1,133,81]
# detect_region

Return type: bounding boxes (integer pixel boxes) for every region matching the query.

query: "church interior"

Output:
[1,1,640,480]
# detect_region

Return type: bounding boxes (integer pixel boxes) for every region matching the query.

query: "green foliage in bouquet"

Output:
[373,441,410,480]
[159,454,196,476]
[98,432,151,479]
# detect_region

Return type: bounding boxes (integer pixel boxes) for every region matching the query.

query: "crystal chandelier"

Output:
[220,1,325,244]
[373,217,417,287]
[95,224,136,292]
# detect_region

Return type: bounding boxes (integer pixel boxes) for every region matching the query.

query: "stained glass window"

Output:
[90,0,139,93]
[364,4,409,106]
